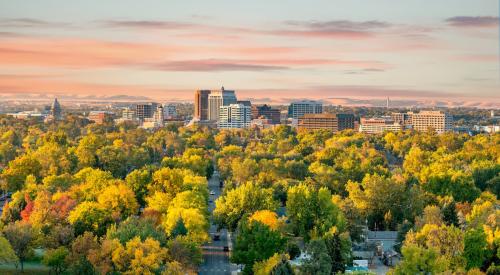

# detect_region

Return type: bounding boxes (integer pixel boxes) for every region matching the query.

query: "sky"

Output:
[0,0,499,107]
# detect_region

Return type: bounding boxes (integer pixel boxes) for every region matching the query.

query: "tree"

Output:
[324,230,352,273]
[66,232,99,275]
[214,182,278,231]
[87,238,122,275]
[287,184,346,239]
[125,168,152,206]
[299,239,332,275]
[163,207,209,243]
[253,253,293,275]
[3,221,36,272]
[346,174,407,230]
[0,236,18,265]
[68,201,114,236]
[167,236,203,271]
[231,220,287,275]
[113,237,168,275]
[390,245,449,275]
[42,246,69,275]
[97,182,139,220]
[463,228,489,270]
[1,154,42,191]
[106,216,167,246]
[249,210,281,231]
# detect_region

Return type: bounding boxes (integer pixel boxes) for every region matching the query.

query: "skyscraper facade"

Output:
[288,100,323,119]
[208,87,237,121]
[218,103,251,129]
[194,90,211,120]
[136,103,158,121]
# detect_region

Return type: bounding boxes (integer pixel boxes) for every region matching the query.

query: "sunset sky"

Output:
[0,1,499,106]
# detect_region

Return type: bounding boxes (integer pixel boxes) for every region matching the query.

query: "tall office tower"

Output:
[194,90,211,120]
[136,103,158,121]
[411,110,453,134]
[252,104,281,124]
[297,113,354,132]
[288,100,323,119]
[218,103,251,129]
[51,98,62,119]
[163,104,177,119]
[208,87,237,121]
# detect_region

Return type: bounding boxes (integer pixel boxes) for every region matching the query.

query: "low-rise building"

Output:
[359,117,404,134]
[88,111,114,124]
[298,113,354,132]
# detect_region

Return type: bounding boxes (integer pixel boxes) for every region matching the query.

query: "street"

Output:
[199,171,233,275]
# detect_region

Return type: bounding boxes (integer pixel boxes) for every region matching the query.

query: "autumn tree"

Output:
[3,221,36,272]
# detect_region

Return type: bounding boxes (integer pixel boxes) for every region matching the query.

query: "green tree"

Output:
[390,245,449,275]
[463,228,489,270]
[0,236,18,265]
[214,182,278,231]
[66,232,99,275]
[42,246,69,275]
[3,221,36,272]
[299,239,332,275]
[232,220,287,275]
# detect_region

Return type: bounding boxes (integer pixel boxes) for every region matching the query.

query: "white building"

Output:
[411,111,453,134]
[288,100,323,119]
[208,87,237,121]
[359,117,404,134]
[218,104,251,129]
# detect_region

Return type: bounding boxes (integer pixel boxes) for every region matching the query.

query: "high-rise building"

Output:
[218,103,251,129]
[163,104,177,119]
[411,111,453,134]
[288,100,322,119]
[208,87,237,121]
[51,98,62,119]
[136,103,158,121]
[237,100,252,107]
[252,104,281,124]
[298,113,354,132]
[194,90,211,120]
[359,117,404,134]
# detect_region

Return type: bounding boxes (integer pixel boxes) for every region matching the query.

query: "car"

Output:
[223,246,229,252]
[208,199,213,203]
[209,190,215,195]
[213,234,220,241]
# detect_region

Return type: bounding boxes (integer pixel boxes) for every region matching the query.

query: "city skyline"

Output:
[0,1,499,108]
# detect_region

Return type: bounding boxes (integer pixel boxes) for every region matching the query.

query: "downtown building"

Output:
[194,90,211,121]
[298,113,355,132]
[207,87,237,121]
[359,117,404,134]
[288,100,323,119]
[218,103,251,129]
[252,104,281,124]
[411,111,453,134]
[136,103,159,121]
